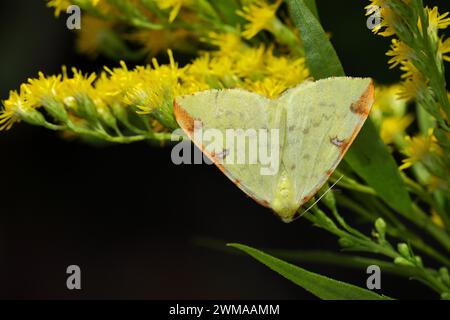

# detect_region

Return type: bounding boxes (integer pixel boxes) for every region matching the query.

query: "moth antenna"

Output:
[292,175,344,222]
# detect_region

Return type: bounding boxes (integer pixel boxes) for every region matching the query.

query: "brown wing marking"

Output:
[350,79,374,117]
[173,100,272,209]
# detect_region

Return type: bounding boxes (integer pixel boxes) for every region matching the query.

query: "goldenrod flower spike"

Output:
[237,0,282,39]
[0,84,48,131]
[1,28,312,132]
[426,7,450,33]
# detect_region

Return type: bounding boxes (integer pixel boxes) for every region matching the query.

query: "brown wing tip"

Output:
[350,80,375,117]
[173,99,194,135]
[173,97,229,174]
[337,80,375,159]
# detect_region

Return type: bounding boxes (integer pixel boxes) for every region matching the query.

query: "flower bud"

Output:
[338,237,354,248]
[321,183,337,211]
[413,255,423,267]
[19,108,47,127]
[394,256,414,267]
[439,268,450,287]
[375,218,386,236]
[42,100,68,123]
[397,243,411,258]
[98,105,119,131]
[111,102,129,125]
[76,95,98,124]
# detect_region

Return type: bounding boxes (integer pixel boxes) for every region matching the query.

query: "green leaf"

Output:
[286,0,344,79]
[303,0,320,23]
[286,0,412,215]
[345,121,413,215]
[229,243,392,300]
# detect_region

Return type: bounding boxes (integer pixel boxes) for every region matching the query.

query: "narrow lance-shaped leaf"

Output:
[304,0,320,21]
[286,0,412,215]
[345,120,413,216]
[229,243,392,300]
[287,0,344,78]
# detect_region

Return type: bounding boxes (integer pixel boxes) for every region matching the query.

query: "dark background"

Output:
[0,0,447,299]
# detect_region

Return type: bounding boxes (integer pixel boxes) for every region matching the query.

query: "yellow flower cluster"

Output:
[59,0,199,58]
[187,34,309,98]
[47,0,101,17]
[0,68,98,130]
[0,86,32,131]
[370,84,413,145]
[426,6,450,32]
[368,2,450,101]
[366,1,450,183]
[366,0,401,37]
[47,0,302,63]
[237,0,282,39]
[400,129,441,170]
[1,43,309,131]
[369,84,445,195]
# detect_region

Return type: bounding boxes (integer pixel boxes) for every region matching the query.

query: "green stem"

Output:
[346,164,450,254]
[331,175,377,196]
[271,250,423,279]
[338,194,450,268]
[402,173,434,204]
[308,205,450,291]
[67,122,146,144]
